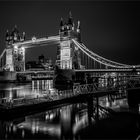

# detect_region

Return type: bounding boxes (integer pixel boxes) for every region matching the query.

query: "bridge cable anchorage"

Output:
[72,39,139,69]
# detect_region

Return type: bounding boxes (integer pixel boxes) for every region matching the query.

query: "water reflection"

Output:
[0,80,54,101]
[0,98,129,139]
[0,103,89,139]
[0,79,131,139]
[99,97,128,110]
[32,80,53,91]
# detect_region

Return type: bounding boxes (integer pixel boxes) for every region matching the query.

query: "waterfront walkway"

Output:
[0,89,74,109]
[1,75,140,109]
[0,83,128,110]
[0,80,139,120]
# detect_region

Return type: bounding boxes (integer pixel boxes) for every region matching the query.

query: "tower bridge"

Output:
[0,12,140,82]
[1,13,140,122]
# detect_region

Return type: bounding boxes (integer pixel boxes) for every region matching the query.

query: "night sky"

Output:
[0,0,140,65]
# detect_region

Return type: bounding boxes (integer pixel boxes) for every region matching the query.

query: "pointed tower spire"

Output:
[64,22,67,31]
[69,11,72,19]
[6,29,9,37]
[5,29,10,42]
[20,32,25,41]
[68,11,73,28]
[23,32,25,40]
[77,20,80,32]
[60,17,64,27]
[13,25,19,33]
[14,24,17,29]
[60,17,64,32]
[11,25,19,43]
[72,22,75,30]
[77,20,81,42]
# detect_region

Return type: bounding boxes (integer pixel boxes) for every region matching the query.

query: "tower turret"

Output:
[64,22,67,31]
[5,30,10,43]
[68,11,74,30]
[20,32,25,41]
[76,20,81,42]
[72,22,75,31]
[22,32,25,41]
[63,22,68,36]
[77,20,80,33]
[60,17,64,32]
[11,25,20,43]
[57,12,81,70]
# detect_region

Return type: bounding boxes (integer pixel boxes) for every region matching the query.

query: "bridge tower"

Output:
[57,12,81,70]
[4,25,26,71]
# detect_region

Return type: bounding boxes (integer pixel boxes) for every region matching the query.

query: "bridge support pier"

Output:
[87,95,94,124]
[87,95,100,123]
[95,96,99,122]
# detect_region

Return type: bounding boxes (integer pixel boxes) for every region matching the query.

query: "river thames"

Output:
[0,80,139,139]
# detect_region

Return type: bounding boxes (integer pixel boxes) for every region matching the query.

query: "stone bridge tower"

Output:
[4,25,25,71]
[57,12,81,70]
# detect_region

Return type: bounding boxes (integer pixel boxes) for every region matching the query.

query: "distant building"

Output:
[26,54,54,71]
[25,61,44,70]
[38,54,45,63]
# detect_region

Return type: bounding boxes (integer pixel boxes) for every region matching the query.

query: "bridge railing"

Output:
[126,76,140,89]
[73,75,140,95]
[73,83,122,95]
[1,75,140,108]
[0,89,75,108]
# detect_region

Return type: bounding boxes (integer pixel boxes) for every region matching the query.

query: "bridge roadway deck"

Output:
[16,68,140,74]
[15,69,140,77]
[12,35,60,48]
[16,70,54,74]
[0,87,128,120]
[75,68,140,72]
